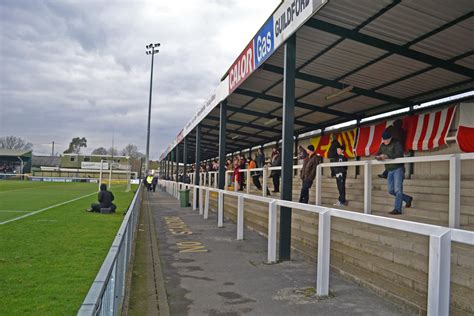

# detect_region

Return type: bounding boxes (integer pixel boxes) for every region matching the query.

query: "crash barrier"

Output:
[78,183,142,315]
[160,177,474,316]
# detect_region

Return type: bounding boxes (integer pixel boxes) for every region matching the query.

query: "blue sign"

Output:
[254,17,274,68]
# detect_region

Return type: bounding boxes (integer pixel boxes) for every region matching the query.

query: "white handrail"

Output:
[159,177,473,316]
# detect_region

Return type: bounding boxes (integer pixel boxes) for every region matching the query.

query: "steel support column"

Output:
[175,146,179,182]
[170,150,175,181]
[183,137,188,182]
[279,34,296,261]
[194,125,201,187]
[218,101,227,190]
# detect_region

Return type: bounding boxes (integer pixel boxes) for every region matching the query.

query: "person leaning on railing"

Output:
[375,130,413,215]
[299,145,319,204]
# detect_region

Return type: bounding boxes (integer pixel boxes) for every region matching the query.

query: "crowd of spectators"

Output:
[0,160,19,173]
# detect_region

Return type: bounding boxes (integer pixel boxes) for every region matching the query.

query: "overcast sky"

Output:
[0,0,280,158]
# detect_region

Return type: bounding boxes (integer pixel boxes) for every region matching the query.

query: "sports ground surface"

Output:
[0,180,137,314]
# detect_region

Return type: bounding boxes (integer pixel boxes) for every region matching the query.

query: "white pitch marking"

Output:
[0,191,97,225]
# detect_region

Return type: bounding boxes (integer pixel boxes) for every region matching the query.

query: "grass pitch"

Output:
[0,180,137,314]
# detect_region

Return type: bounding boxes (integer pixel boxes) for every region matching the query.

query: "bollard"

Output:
[237,195,244,240]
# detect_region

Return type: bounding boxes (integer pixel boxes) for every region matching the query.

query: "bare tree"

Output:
[64,137,87,154]
[121,143,144,158]
[91,147,108,155]
[0,136,33,150]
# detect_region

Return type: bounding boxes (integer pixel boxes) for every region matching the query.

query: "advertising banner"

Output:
[229,41,255,93]
[81,162,109,170]
[310,129,356,158]
[254,17,274,69]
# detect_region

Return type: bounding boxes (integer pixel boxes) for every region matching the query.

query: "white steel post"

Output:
[237,195,244,240]
[317,210,331,296]
[427,230,451,316]
[364,161,372,214]
[246,169,250,194]
[449,155,460,228]
[204,189,210,219]
[193,186,197,211]
[263,168,268,197]
[315,165,322,205]
[218,191,224,227]
[98,159,104,191]
[108,161,113,188]
[267,200,277,263]
[214,173,217,188]
[234,180,238,192]
[224,172,229,190]
[199,186,204,215]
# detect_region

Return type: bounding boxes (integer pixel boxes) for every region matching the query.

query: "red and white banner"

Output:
[354,120,398,156]
[456,103,474,152]
[405,106,456,151]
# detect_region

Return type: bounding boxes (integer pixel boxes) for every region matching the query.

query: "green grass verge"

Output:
[0,181,137,314]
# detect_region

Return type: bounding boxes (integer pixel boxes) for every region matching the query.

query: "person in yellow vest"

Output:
[146,174,154,191]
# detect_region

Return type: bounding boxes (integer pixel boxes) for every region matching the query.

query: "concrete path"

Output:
[142,190,407,315]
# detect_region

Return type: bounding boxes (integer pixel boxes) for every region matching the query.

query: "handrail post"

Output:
[267,200,277,263]
[234,179,238,192]
[427,230,451,316]
[237,195,244,240]
[246,169,250,194]
[449,155,460,228]
[192,186,197,211]
[199,186,204,215]
[218,191,224,227]
[364,160,372,214]
[214,173,217,188]
[315,165,322,206]
[224,172,229,190]
[204,188,210,219]
[263,168,268,197]
[317,210,331,296]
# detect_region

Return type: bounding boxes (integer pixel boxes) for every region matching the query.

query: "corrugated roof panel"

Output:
[344,54,430,89]
[240,74,277,92]
[227,94,253,106]
[300,39,387,80]
[266,48,284,67]
[455,54,474,69]
[230,112,260,122]
[330,96,385,113]
[298,87,356,107]
[297,111,336,124]
[316,0,393,30]
[401,0,473,22]
[360,3,452,46]
[244,98,280,113]
[295,79,322,91]
[376,68,470,98]
[410,18,474,60]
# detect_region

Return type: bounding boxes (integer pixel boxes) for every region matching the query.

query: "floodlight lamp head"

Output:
[154,43,161,47]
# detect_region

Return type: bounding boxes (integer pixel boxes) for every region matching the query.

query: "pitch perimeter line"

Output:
[0,191,97,225]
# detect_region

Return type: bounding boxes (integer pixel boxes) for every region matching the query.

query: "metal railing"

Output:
[188,153,474,228]
[78,183,143,315]
[160,178,474,316]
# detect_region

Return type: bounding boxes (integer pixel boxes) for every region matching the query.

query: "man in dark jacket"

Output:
[88,184,116,213]
[378,119,406,178]
[376,130,413,215]
[270,147,281,193]
[299,145,319,204]
[333,144,348,206]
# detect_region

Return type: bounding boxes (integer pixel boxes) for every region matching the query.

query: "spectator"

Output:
[146,174,154,191]
[270,147,281,193]
[152,175,158,192]
[299,145,319,204]
[328,134,340,178]
[378,119,406,179]
[376,130,413,215]
[332,144,348,207]
[87,184,116,213]
[248,157,260,189]
[231,158,241,190]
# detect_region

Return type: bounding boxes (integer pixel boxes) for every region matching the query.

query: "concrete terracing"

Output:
[128,189,408,315]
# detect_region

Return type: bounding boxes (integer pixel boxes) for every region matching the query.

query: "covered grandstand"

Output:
[155,1,473,314]
[0,149,32,174]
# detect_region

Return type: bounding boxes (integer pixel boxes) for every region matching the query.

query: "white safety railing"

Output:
[78,183,143,315]
[195,153,473,228]
[159,178,474,316]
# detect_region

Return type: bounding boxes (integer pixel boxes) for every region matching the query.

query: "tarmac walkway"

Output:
[129,189,408,315]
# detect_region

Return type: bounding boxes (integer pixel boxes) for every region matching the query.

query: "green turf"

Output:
[0,180,138,314]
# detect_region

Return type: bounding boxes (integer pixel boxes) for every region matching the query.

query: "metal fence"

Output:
[160,153,474,316]
[78,183,143,315]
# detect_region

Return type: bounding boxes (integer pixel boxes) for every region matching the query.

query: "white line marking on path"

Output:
[0,191,97,225]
